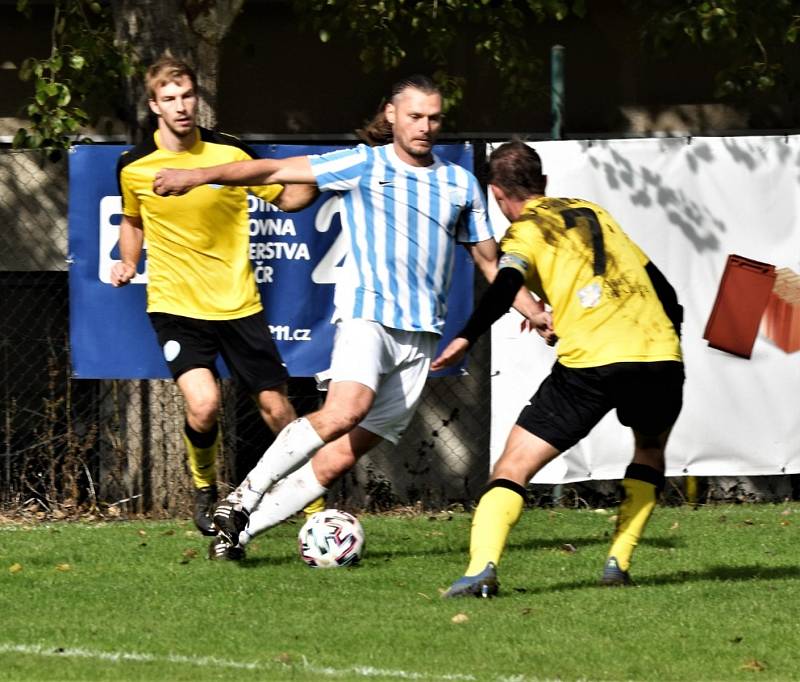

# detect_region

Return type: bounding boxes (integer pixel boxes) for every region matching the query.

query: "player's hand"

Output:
[110,261,136,287]
[523,311,558,346]
[431,337,470,372]
[153,168,201,196]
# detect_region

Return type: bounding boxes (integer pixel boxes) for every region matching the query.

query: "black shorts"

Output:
[148,311,289,393]
[517,361,685,452]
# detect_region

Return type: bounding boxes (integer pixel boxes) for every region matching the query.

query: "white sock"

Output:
[238,417,324,512]
[239,461,328,546]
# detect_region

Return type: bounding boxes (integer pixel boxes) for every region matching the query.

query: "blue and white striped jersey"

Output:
[309,143,492,335]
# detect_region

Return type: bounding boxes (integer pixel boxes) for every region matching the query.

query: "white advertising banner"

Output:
[488,136,800,482]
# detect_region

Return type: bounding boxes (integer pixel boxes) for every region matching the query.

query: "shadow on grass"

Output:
[236,534,682,569]
[511,564,800,595]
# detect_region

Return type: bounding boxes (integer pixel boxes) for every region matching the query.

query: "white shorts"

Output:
[316,319,438,444]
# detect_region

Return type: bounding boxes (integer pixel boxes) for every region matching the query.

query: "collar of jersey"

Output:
[384,143,442,174]
[154,128,201,155]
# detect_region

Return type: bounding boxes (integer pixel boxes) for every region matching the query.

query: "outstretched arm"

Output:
[153,155,317,196]
[272,183,319,212]
[431,267,555,371]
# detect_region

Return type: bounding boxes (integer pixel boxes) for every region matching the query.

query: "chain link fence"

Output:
[0,148,492,520]
[2,147,796,522]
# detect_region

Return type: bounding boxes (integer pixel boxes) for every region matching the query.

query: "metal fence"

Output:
[2,148,796,521]
[0,148,492,519]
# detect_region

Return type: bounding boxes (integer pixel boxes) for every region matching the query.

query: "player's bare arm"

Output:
[272,183,319,212]
[110,215,144,287]
[153,155,317,196]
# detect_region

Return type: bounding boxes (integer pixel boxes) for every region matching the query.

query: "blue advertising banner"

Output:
[68,143,477,379]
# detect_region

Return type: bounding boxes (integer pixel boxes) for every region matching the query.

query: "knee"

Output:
[320,405,367,439]
[185,396,220,431]
[257,391,296,432]
[312,448,357,487]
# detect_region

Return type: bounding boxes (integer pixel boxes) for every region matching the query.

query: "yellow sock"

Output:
[465,481,525,576]
[608,477,658,572]
[183,428,219,489]
[302,496,326,517]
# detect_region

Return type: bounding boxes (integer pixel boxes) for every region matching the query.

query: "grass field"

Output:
[2,503,799,681]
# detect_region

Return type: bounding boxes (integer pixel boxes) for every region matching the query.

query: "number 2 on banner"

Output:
[311,195,347,284]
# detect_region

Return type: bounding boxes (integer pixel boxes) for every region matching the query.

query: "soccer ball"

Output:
[298,509,365,568]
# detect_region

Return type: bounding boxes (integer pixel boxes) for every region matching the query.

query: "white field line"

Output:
[0,643,481,681]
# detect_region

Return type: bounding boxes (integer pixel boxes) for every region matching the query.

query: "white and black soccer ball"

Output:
[298,509,365,568]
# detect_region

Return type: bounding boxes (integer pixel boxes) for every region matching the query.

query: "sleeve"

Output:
[249,184,285,204]
[627,237,650,267]
[116,154,140,218]
[499,222,548,301]
[645,260,683,338]
[499,223,536,275]
[309,145,368,192]
[456,172,492,243]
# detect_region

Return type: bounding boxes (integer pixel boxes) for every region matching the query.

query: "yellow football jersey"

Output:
[499,196,681,367]
[117,127,283,319]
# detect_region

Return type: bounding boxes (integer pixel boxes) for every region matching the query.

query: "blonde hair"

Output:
[145,55,197,100]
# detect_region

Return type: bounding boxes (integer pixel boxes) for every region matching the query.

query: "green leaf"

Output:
[69,54,86,70]
[12,128,29,148]
[18,58,35,82]
[319,28,330,42]
[56,85,71,107]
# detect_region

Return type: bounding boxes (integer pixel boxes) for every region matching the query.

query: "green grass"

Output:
[1,504,799,681]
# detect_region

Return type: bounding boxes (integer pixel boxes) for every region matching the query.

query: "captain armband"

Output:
[498,252,530,275]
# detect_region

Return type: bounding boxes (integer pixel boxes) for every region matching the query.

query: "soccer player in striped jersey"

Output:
[432,141,685,596]
[154,75,546,560]
[111,56,317,537]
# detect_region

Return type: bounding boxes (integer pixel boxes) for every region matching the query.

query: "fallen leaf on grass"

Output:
[137,529,147,537]
[55,563,71,572]
[9,563,22,574]
[740,659,766,672]
[179,549,199,564]
[780,520,790,527]
[451,613,469,624]
[670,522,680,530]
[594,509,608,515]
[162,529,175,536]
[275,652,293,664]
[520,607,535,616]
[416,592,431,600]
[743,519,754,525]
[560,543,577,553]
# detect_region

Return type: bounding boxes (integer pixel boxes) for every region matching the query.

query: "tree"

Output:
[111,0,245,136]
[293,0,587,111]
[14,0,135,156]
[13,0,800,153]
[14,0,245,154]
[630,0,800,100]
